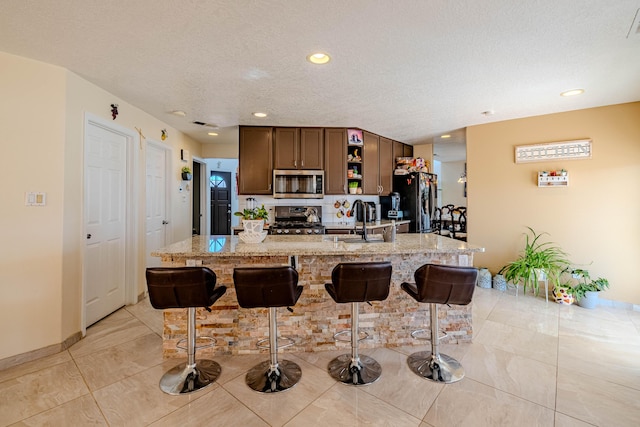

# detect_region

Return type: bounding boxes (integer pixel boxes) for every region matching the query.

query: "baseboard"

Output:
[0,331,83,371]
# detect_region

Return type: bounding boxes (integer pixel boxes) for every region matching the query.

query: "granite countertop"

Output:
[152,233,484,258]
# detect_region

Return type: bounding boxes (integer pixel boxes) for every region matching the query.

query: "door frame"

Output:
[146,139,173,261]
[194,156,209,235]
[82,113,140,332]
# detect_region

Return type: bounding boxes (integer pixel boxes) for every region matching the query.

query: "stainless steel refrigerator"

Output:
[393,172,438,233]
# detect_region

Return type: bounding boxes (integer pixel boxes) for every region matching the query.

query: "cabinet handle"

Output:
[301,159,304,167]
[294,160,297,167]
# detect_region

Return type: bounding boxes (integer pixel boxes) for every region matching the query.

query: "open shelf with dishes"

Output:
[347,143,364,194]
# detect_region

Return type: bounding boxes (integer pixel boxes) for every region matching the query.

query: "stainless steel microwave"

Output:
[273,170,324,199]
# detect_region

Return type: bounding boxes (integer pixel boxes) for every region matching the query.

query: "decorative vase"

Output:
[553,287,574,305]
[577,290,599,309]
[181,172,192,181]
[242,219,264,234]
[492,274,507,291]
[477,268,492,288]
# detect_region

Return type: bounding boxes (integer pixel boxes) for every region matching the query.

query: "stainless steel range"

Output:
[270,206,325,235]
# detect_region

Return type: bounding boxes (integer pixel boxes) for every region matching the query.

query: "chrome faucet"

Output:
[350,199,369,241]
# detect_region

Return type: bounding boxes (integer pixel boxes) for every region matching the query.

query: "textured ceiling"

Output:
[2,1,639,162]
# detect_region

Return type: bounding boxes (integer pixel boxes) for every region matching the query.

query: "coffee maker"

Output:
[379,192,403,220]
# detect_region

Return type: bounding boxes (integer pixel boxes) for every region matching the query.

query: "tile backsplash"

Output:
[237,194,380,225]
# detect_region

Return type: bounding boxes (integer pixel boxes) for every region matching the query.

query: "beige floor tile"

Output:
[223,355,336,426]
[359,347,445,419]
[0,351,71,384]
[126,297,164,336]
[92,362,212,426]
[150,386,269,426]
[0,360,89,426]
[471,287,501,320]
[461,343,557,408]
[559,314,640,344]
[74,332,164,390]
[284,383,422,427]
[487,301,559,337]
[473,320,558,366]
[423,378,555,427]
[554,412,596,427]
[556,368,640,427]
[558,334,640,391]
[10,394,107,426]
[69,312,155,359]
[213,353,275,385]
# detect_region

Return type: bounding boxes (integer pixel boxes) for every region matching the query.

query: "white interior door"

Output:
[146,142,170,267]
[84,121,127,326]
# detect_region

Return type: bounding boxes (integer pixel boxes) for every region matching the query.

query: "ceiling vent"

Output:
[192,121,218,129]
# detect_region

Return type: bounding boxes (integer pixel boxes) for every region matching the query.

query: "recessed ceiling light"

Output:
[307,52,331,64]
[560,89,585,97]
[441,134,451,139]
[171,110,187,117]
[253,112,267,118]
[208,132,218,136]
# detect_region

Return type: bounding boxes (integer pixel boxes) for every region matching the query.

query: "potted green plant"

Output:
[500,227,570,296]
[181,166,192,181]
[567,268,609,309]
[234,204,269,233]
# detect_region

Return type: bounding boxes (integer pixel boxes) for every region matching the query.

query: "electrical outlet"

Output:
[186,259,196,266]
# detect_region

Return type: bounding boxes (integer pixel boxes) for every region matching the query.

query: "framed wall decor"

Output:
[347,129,363,145]
[514,139,592,163]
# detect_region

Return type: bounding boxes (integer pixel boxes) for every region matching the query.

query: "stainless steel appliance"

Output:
[379,192,402,220]
[273,170,324,199]
[393,172,437,232]
[270,205,325,235]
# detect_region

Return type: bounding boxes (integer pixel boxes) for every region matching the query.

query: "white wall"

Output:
[0,51,202,362]
[440,161,467,207]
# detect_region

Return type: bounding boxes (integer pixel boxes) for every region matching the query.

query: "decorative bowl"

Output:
[238,231,268,244]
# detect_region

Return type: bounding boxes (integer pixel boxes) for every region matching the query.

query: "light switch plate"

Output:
[25,192,46,206]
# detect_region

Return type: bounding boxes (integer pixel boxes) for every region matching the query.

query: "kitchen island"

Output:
[152,233,484,358]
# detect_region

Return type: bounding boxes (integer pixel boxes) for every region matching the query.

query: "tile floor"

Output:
[2,287,640,426]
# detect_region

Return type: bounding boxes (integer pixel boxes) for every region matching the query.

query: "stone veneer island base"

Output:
[152,234,484,358]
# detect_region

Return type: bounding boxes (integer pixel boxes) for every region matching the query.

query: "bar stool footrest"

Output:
[333,330,370,342]
[256,336,295,350]
[409,328,448,341]
[176,336,216,351]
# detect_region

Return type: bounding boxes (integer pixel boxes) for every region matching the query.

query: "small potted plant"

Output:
[234,204,269,233]
[500,227,570,296]
[181,166,192,181]
[568,268,610,309]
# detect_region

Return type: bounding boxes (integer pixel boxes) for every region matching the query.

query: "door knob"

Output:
[162,220,169,225]
[86,233,92,239]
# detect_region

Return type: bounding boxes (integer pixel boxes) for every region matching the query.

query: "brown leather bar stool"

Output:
[233,266,303,393]
[401,263,477,384]
[325,262,392,385]
[145,267,227,395]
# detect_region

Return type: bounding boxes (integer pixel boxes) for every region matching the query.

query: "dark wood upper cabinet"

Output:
[324,128,347,195]
[403,143,414,158]
[274,127,324,170]
[238,127,273,195]
[378,137,393,195]
[362,131,379,195]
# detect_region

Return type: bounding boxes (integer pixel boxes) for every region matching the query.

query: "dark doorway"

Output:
[192,162,202,235]
[210,171,231,235]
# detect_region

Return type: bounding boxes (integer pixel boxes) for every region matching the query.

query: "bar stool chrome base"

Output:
[246,359,302,393]
[159,359,221,395]
[328,354,382,385]
[407,351,464,384]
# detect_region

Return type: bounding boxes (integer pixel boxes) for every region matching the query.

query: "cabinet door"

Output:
[324,128,347,194]
[403,144,414,158]
[393,140,404,164]
[379,137,393,195]
[239,127,273,194]
[362,131,379,195]
[300,128,324,169]
[274,127,299,169]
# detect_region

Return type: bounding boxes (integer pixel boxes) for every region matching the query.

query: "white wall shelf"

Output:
[538,172,568,187]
